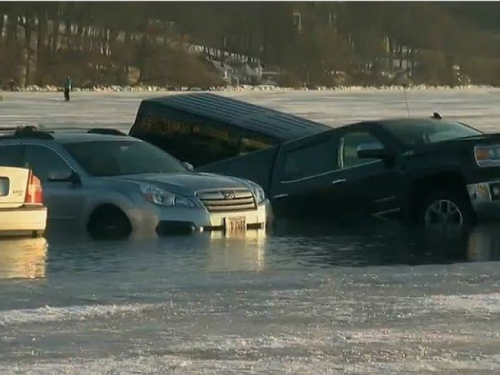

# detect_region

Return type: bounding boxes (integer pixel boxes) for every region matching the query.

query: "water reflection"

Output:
[0,238,47,279]
[3,224,500,283]
[467,225,500,262]
[271,221,500,268]
[205,229,266,272]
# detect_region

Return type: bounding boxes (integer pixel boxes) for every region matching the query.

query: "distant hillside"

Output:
[2,2,500,89]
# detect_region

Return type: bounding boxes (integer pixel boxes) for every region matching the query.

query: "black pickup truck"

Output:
[199,114,500,228]
[130,94,500,228]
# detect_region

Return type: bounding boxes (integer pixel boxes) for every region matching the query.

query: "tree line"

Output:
[1,2,500,89]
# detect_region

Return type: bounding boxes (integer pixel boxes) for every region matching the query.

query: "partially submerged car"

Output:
[133,101,500,228]
[198,115,500,228]
[0,166,47,237]
[129,93,330,167]
[0,126,269,239]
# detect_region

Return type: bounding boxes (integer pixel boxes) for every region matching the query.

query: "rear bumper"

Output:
[128,200,271,237]
[0,205,47,237]
[467,180,500,221]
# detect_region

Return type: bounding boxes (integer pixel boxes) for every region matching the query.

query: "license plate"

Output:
[0,177,9,197]
[225,217,246,233]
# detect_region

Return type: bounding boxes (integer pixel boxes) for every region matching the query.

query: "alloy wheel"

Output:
[424,199,464,228]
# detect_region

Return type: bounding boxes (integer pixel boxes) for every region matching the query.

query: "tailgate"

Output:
[0,167,29,209]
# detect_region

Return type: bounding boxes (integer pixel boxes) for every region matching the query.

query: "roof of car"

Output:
[371,117,449,126]
[142,93,331,141]
[333,116,462,130]
[51,132,135,143]
[0,128,138,144]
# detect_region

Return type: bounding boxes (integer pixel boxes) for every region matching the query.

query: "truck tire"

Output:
[419,190,474,229]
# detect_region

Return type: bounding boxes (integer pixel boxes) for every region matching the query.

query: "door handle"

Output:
[331,179,347,185]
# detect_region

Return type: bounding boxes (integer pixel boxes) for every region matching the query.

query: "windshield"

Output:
[380,119,482,146]
[63,140,188,177]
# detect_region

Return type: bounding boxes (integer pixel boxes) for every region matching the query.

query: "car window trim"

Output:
[279,135,338,184]
[280,169,339,184]
[339,159,382,170]
[338,130,386,170]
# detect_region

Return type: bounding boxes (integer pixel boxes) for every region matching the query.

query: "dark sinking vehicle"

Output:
[128,93,330,167]
[130,94,500,228]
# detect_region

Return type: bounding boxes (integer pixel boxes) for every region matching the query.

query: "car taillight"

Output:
[25,171,43,205]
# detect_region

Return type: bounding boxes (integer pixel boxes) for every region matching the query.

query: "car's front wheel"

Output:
[420,190,474,230]
[87,205,132,240]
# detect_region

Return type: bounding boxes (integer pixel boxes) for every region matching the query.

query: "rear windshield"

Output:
[63,140,188,177]
[380,119,482,146]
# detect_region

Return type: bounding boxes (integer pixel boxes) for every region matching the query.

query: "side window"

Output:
[282,138,337,182]
[0,145,24,167]
[340,131,384,169]
[133,114,272,167]
[240,137,271,154]
[24,146,72,182]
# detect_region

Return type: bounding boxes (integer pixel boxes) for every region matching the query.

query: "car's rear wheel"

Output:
[419,190,474,231]
[87,205,132,240]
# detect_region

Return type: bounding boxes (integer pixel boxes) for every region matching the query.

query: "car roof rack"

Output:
[38,124,126,136]
[0,125,126,140]
[15,126,54,139]
[0,126,22,133]
[87,128,126,136]
[0,126,54,140]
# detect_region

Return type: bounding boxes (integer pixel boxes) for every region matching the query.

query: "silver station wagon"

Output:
[0,127,270,239]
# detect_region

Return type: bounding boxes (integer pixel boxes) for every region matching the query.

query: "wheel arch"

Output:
[87,201,131,224]
[406,170,471,221]
[86,203,133,239]
[83,194,135,230]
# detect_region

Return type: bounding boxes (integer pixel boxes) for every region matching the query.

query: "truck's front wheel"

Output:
[420,190,474,229]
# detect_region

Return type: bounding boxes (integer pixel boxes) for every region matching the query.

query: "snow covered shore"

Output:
[3,83,498,93]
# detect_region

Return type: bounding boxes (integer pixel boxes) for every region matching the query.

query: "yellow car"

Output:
[0,167,47,237]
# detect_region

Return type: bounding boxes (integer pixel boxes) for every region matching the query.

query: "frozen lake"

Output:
[2,87,500,132]
[1,89,500,374]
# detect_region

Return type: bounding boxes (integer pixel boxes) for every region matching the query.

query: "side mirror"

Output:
[356,143,393,160]
[183,162,194,171]
[48,170,81,185]
[357,148,394,160]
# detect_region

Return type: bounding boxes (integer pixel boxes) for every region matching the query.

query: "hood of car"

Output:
[408,133,500,153]
[103,172,252,196]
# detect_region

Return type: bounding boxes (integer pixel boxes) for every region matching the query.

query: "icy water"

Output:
[1,89,500,374]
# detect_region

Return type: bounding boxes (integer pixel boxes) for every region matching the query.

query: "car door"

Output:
[269,132,346,220]
[22,144,85,223]
[333,125,404,220]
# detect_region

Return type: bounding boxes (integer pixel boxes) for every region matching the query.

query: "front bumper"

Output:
[129,199,271,237]
[467,180,500,221]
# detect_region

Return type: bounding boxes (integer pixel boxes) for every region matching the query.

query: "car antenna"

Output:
[431,112,442,120]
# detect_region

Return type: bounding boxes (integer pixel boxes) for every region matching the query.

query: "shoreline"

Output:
[1,84,500,93]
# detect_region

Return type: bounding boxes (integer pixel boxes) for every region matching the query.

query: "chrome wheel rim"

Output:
[424,199,463,228]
